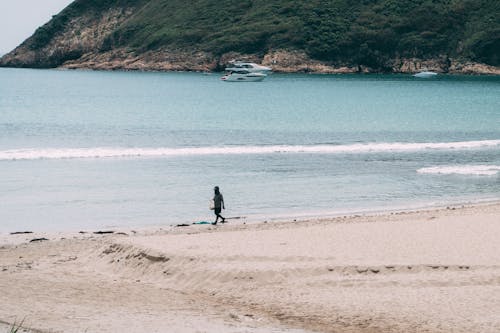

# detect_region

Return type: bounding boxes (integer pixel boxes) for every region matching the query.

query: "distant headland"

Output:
[1,0,499,74]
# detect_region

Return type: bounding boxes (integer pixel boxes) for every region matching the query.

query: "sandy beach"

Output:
[1,202,499,333]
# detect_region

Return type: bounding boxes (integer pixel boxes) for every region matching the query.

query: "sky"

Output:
[0,0,74,55]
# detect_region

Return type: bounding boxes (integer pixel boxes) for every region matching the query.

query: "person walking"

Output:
[212,186,225,225]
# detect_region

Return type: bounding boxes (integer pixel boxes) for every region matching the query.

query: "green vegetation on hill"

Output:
[15,0,500,68]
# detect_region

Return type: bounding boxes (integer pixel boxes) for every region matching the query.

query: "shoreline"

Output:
[1,202,500,332]
[2,50,500,76]
[244,196,500,223]
[2,197,499,237]
[2,64,500,76]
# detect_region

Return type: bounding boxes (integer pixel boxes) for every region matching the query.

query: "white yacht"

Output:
[413,71,438,78]
[224,61,272,73]
[221,70,267,82]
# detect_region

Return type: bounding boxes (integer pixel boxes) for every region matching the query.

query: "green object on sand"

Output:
[193,221,211,225]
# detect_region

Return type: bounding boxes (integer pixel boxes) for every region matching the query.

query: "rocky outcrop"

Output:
[3,44,499,75]
[0,8,133,68]
[61,49,217,72]
[59,49,361,73]
[261,50,358,74]
[393,57,451,74]
[448,61,500,75]
[392,57,500,75]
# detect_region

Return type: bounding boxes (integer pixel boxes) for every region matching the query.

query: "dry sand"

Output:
[1,202,499,333]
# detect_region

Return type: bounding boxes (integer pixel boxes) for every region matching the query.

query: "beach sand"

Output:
[1,202,499,333]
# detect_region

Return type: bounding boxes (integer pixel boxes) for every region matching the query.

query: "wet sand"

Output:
[1,202,499,333]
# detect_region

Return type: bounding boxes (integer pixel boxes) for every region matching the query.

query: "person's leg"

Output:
[217,213,225,223]
[213,209,220,225]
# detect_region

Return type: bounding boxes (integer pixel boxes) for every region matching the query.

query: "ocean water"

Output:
[0,68,499,232]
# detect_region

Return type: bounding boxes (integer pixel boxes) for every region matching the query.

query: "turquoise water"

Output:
[1,68,499,231]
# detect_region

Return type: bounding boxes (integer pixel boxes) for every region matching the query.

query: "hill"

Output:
[1,0,499,73]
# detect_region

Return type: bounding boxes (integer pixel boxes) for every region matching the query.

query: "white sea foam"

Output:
[418,165,500,176]
[1,140,499,161]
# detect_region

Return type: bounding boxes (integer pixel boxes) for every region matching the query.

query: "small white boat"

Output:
[221,70,267,82]
[225,61,272,73]
[413,71,438,78]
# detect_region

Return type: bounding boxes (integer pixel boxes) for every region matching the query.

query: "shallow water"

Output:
[1,68,499,231]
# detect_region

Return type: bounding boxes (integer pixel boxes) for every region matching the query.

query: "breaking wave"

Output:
[418,165,500,176]
[1,140,499,161]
